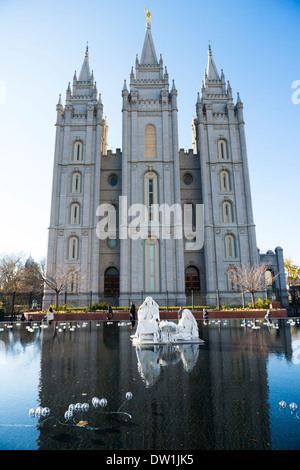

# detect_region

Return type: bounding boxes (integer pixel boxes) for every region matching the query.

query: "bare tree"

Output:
[41,263,81,310]
[227,262,279,308]
[0,253,24,292]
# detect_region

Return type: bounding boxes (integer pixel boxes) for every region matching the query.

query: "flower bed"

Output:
[24,308,288,322]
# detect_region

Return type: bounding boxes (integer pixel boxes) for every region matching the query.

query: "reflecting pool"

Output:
[1,318,300,450]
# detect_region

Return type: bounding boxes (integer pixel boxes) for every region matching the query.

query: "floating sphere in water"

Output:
[35,406,43,417]
[92,397,100,408]
[126,392,133,401]
[29,408,36,417]
[42,407,50,417]
[82,403,89,412]
[279,401,287,408]
[290,403,298,411]
[100,398,107,408]
[64,410,73,420]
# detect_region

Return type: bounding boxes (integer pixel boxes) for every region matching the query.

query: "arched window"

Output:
[220,170,231,192]
[68,236,79,261]
[184,203,196,229]
[218,139,228,160]
[222,201,233,223]
[145,124,156,159]
[145,238,160,292]
[144,171,158,222]
[73,141,83,162]
[70,203,80,225]
[67,269,79,293]
[185,266,200,292]
[104,267,119,296]
[72,172,81,194]
[265,269,277,300]
[225,234,236,259]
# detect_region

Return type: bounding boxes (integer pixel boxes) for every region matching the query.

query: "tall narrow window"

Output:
[265,269,276,300]
[70,203,80,225]
[227,269,237,291]
[144,172,158,221]
[67,269,78,293]
[220,170,231,192]
[72,172,81,194]
[73,141,83,161]
[218,139,227,160]
[68,236,79,261]
[222,201,233,223]
[225,234,236,258]
[145,239,160,292]
[145,124,156,159]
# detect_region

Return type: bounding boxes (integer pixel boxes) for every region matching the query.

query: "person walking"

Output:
[130,302,136,329]
[46,307,54,325]
[203,308,208,320]
[107,305,113,321]
[265,309,271,322]
[178,306,183,320]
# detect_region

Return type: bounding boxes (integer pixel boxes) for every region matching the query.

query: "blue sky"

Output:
[0,0,299,266]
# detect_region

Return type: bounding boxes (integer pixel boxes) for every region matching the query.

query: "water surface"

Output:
[0,318,300,450]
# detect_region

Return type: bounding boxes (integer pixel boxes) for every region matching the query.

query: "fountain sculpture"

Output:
[131,296,204,345]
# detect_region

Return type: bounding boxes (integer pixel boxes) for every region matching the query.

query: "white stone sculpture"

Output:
[131,297,204,345]
[175,309,199,341]
[132,296,160,344]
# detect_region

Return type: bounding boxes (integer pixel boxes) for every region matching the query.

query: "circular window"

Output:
[107,239,118,249]
[109,175,118,186]
[183,173,193,185]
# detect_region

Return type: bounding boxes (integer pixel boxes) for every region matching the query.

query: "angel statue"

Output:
[144,6,152,23]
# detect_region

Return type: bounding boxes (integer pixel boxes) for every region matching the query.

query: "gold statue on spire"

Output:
[144,6,152,23]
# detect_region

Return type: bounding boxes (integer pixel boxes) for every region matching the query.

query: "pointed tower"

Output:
[44,47,107,307]
[193,45,259,304]
[119,18,186,305]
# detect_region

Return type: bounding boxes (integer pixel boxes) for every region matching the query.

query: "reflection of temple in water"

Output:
[36,320,294,450]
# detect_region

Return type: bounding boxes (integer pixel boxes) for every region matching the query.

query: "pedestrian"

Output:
[46,307,54,325]
[130,301,136,328]
[265,309,271,322]
[203,308,208,320]
[21,313,26,322]
[107,305,113,321]
[178,306,183,320]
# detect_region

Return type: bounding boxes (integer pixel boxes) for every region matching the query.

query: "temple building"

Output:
[44,15,288,308]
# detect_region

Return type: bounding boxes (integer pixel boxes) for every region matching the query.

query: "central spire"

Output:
[207,43,220,81]
[140,12,158,65]
[78,44,91,82]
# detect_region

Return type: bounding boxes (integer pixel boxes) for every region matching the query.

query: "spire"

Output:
[140,22,158,65]
[207,42,220,81]
[78,44,91,81]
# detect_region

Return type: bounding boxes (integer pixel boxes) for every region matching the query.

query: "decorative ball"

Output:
[82,403,89,412]
[126,392,133,401]
[290,403,298,411]
[42,407,50,417]
[75,403,82,411]
[35,407,43,417]
[100,398,107,408]
[29,408,36,417]
[64,410,73,420]
[92,397,100,408]
[68,404,76,412]
[279,401,287,408]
